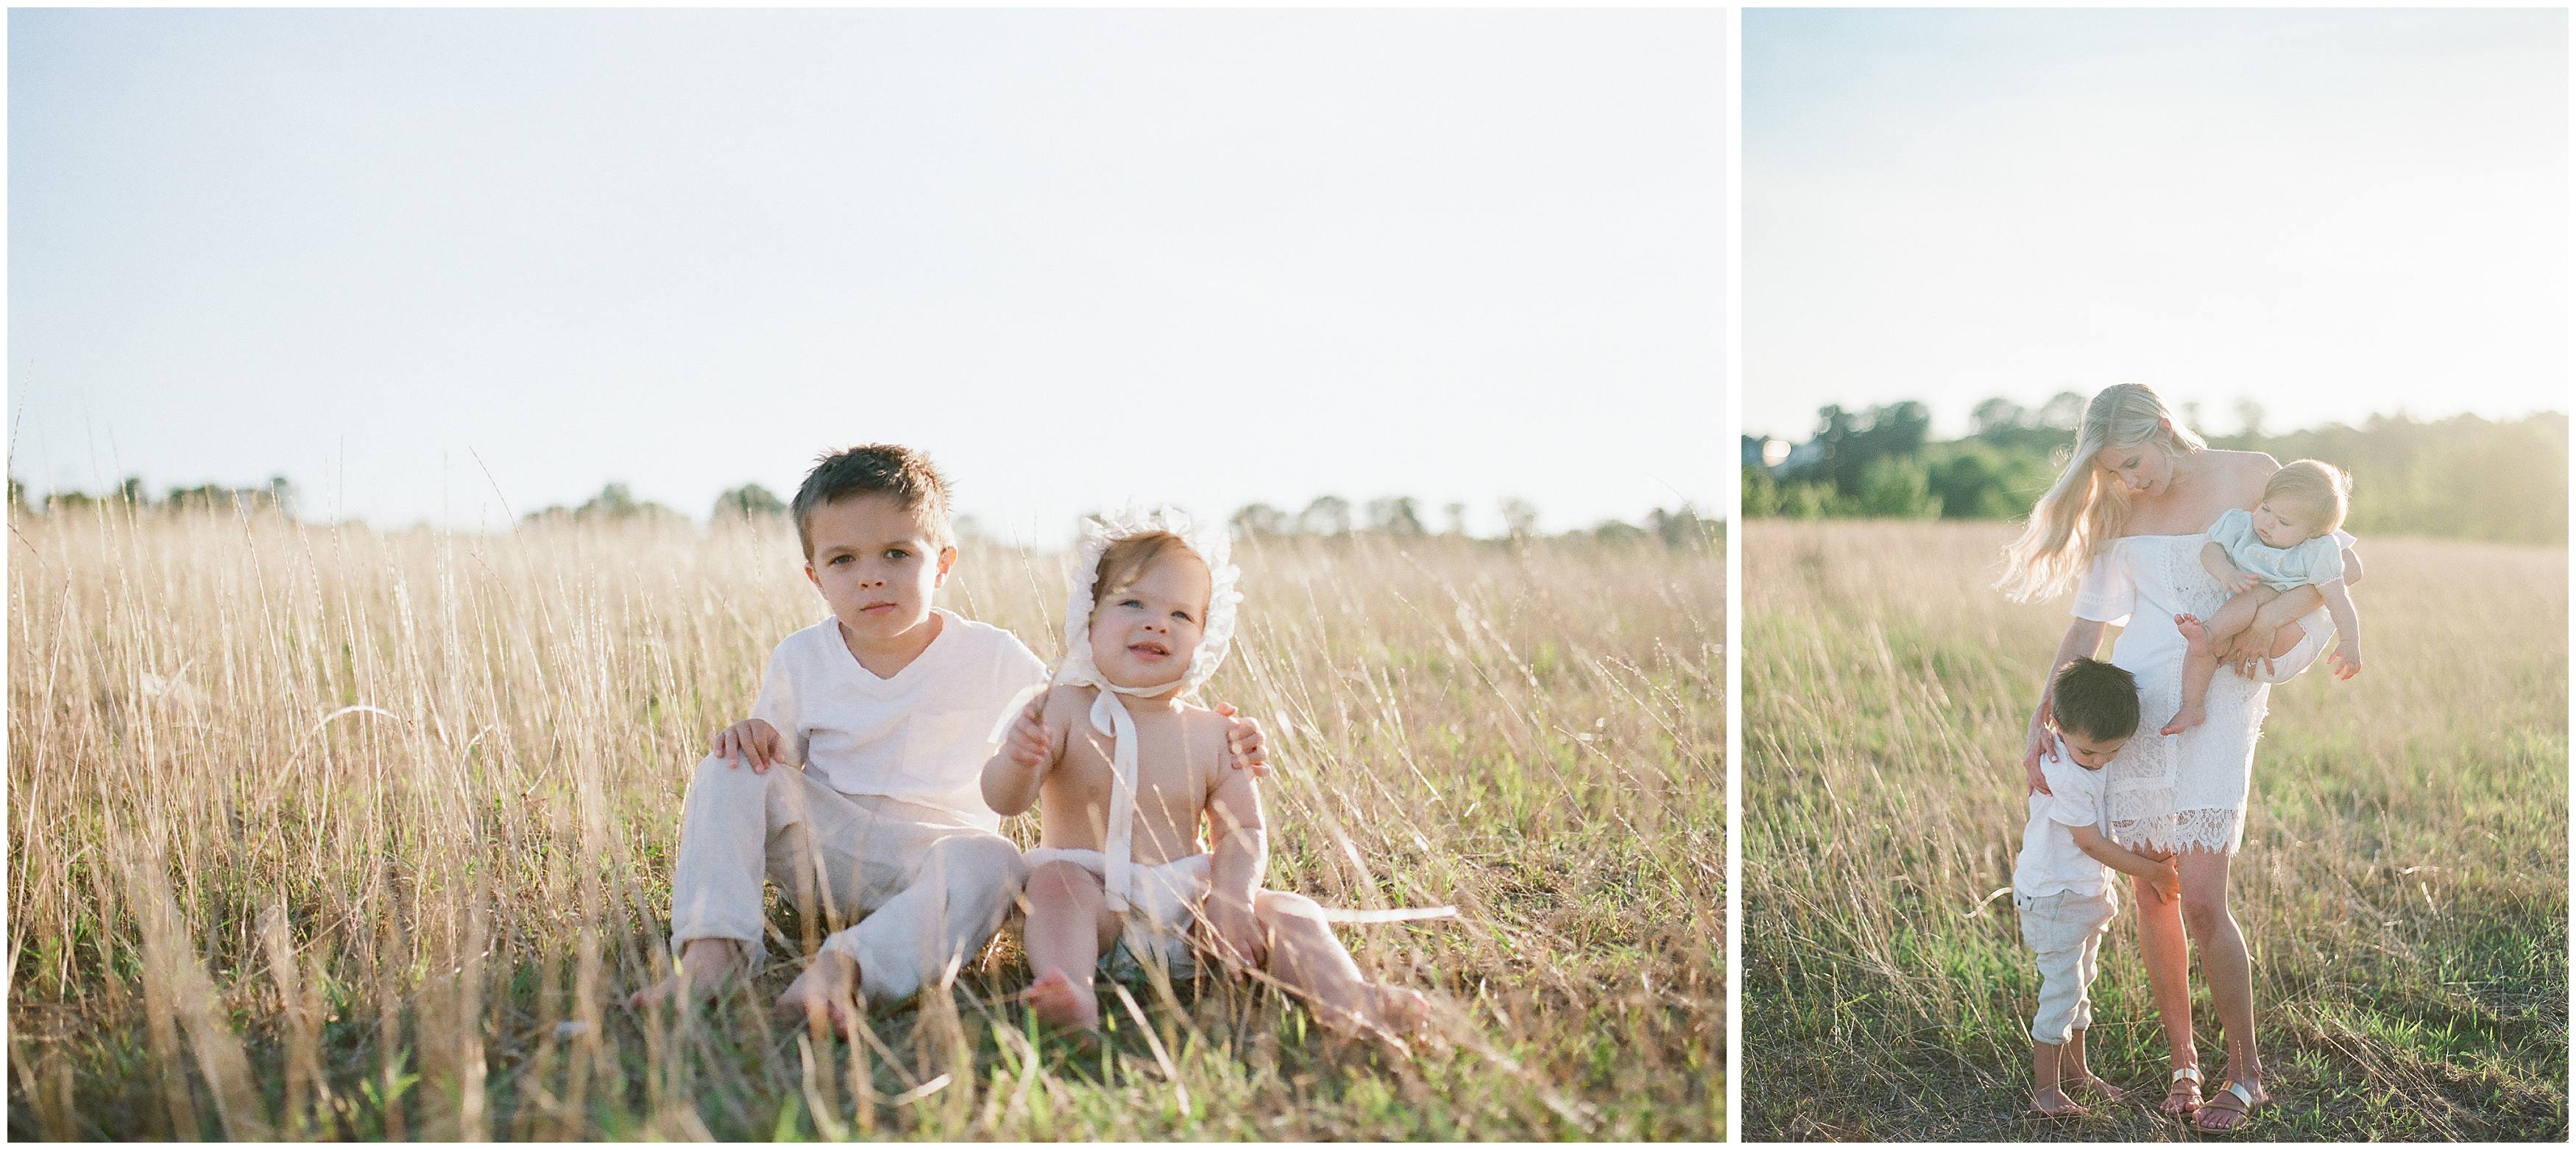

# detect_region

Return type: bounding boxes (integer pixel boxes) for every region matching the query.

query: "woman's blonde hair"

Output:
[1996,383,2207,603]
[2263,459,2351,537]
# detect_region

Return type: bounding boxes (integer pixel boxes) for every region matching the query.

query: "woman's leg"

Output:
[2129,867,2201,1112]
[1020,861,1119,1029]
[2177,850,2266,1116]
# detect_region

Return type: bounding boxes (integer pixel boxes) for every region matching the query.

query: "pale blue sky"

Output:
[1744,7,2566,442]
[9,9,1725,537]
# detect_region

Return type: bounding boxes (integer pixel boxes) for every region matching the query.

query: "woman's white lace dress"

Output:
[2072,529,2353,855]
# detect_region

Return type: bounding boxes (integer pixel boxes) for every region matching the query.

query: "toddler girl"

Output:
[2164,459,2363,734]
[979,508,1434,1049]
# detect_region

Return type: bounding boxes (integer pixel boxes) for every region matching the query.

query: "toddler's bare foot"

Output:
[1024,968,1101,1031]
[2064,1073,2126,1102]
[1317,984,1434,1055]
[2028,1085,2088,1117]
[626,938,744,1010]
[773,950,863,1034]
[2159,701,2207,736]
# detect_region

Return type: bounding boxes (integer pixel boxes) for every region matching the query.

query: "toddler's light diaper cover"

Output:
[1024,847,1212,981]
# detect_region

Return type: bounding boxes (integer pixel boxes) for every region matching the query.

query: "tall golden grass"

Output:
[6,507,1720,1139]
[1741,519,2566,1140]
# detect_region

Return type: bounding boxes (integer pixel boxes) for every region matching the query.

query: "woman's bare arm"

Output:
[2026,619,2106,794]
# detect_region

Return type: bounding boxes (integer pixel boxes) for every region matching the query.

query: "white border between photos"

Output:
[1723,4,1746,1146]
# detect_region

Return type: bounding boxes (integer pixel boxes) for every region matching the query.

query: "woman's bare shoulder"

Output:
[2209,448,2282,476]
[2204,449,2279,501]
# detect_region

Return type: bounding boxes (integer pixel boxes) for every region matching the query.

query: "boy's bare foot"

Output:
[2028,1085,2089,1118]
[773,950,863,1033]
[625,938,745,1010]
[2160,701,2207,736]
[2064,1073,2127,1102]
[1024,968,1102,1031]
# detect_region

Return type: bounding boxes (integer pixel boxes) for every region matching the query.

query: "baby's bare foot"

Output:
[626,939,744,1011]
[2160,702,2207,736]
[1025,968,1101,1031]
[2176,613,2208,647]
[1317,984,1434,1056]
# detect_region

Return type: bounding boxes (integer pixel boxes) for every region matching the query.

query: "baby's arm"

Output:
[1203,750,1270,967]
[2321,580,2363,678]
[2068,824,2179,904]
[979,688,1068,817]
[2200,542,2259,595]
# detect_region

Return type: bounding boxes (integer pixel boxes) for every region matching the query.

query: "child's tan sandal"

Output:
[2161,1065,2204,1115]
[2192,1081,2261,1133]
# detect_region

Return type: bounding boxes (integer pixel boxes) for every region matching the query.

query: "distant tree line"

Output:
[1742,394,2569,545]
[9,475,297,518]
[12,476,1711,550]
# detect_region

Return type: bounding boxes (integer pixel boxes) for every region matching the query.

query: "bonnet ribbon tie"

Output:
[1083,677,1183,913]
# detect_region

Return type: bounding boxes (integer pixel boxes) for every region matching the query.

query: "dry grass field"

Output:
[5,509,1721,1140]
[1740,519,2566,1140]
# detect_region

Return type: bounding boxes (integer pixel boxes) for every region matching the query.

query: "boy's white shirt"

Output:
[752,608,1048,832]
[2013,740,2116,900]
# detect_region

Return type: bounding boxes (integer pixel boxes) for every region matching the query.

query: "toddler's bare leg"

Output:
[1250,890,1431,1052]
[2030,1040,2083,1115]
[2062,1027,2123,1100]
[2163,589,2276,735]
[1020,861,1117,1030]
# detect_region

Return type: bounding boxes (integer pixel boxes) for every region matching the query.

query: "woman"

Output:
[1998,383,2360,1133]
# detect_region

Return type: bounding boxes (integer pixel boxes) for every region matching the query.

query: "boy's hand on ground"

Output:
[1213,702,1270,777]
[712,718,784,773]
[1001,694,1052,769]
[1203,895,1267,969]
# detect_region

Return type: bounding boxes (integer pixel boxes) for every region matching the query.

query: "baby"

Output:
[2017,657,2180,1118]
[980,509,1432,1048]
[2163,459,2364,735]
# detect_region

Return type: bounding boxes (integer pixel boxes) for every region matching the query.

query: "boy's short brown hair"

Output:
[790,445,952,560]
[2051,657,2140,744]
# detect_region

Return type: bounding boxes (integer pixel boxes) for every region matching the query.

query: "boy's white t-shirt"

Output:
[2012,742,2116,900]
[752,609,1048,832]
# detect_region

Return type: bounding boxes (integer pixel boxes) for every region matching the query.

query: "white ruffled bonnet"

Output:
[1054,505,1244,698]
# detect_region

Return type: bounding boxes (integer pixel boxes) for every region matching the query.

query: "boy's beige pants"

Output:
[2015,888,2117,1045]
[668,755,1025,1005]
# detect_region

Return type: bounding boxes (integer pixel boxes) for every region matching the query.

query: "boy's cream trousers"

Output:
[667,755,1026,1005]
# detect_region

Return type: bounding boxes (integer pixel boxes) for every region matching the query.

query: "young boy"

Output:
[627,446,1267,1028]
[2015,657,2179,1118]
